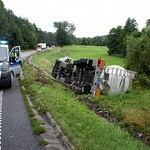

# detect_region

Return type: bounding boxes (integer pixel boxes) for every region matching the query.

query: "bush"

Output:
[125,28,150,88]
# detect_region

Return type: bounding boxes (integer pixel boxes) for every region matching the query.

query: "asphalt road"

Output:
[1,50,45,150]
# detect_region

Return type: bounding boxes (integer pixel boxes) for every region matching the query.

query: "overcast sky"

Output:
[3,0,150,38]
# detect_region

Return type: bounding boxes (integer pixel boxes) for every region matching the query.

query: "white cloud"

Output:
[3,0,150,37]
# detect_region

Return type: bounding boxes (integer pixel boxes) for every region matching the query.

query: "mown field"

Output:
[21,45,150,150]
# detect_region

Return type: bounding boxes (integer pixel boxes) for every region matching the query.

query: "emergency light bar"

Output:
[0,40,8,45]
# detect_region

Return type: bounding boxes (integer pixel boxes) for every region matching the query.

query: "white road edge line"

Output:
[0,90,3,150]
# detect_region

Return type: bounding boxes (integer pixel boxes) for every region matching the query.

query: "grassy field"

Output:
[21,45,150,150]
[33,46,124,71]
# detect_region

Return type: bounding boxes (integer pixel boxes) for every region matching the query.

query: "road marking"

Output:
[0,90,2,150]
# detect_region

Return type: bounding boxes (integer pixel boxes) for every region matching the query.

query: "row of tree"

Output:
[53,21,107,46]
[106,17,150,87]
[0,0,55,50]
[107,17,139,57]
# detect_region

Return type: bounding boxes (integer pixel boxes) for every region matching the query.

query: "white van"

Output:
[0,40,21,88]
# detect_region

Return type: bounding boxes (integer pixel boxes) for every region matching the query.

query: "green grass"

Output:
[39,139,49,146]
[21,88,35,118]
[31,117,45,135]
[20,45,150,150]
[64,45,124,66]
[32,46,124,73]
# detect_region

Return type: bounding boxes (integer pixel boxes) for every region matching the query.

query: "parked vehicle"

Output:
[0,40,21,88]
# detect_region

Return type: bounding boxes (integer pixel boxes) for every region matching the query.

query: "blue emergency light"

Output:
[0,40,8,45]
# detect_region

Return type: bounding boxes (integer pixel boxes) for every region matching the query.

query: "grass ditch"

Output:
[19,45,150,150]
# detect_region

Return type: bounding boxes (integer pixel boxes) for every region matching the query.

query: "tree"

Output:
[55,28,68,47]
[123,17,138,35]
[12,24,23,47]
[146,19,150,28]
[120,17,138,56]
[107,26,123,55]
[53,21,76,47]
[0,0,8,38]
[107,17,138,57]
[125,27,150,87]
[81,37,88,45]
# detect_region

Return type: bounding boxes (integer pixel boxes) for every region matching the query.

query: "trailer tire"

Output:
[74,87,82,94]
[74,59,93,66]
[72,85,76,91]
[82,86,91,94]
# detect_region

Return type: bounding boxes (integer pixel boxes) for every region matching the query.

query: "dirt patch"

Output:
[35,71,50,85]
[35,77,49,85]
[78,97,150,147]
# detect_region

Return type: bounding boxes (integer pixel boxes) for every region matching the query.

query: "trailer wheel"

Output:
[74,59,93,66]
[82,86,91,94]
[71,85,76,91]
[74,87,82,94]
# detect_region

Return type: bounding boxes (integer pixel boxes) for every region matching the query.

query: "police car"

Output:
[0,40,21,88]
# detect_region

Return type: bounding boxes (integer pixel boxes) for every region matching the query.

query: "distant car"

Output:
[51,45,55,48]
[36,48,42,52]
[46,46,50,49]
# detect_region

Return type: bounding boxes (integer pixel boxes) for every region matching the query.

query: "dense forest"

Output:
[0,0,56,50]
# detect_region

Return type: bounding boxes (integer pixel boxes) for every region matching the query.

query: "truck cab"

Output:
[0,40,21,88]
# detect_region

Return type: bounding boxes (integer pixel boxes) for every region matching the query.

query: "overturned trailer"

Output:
[51,56,136,98]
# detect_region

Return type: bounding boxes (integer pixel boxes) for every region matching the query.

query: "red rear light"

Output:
[98,59,101,65]
[97,59,105,69]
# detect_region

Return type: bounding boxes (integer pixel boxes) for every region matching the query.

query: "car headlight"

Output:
[2,62,9,71]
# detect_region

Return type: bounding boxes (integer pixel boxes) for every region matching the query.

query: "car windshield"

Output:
[0,47,7,62]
